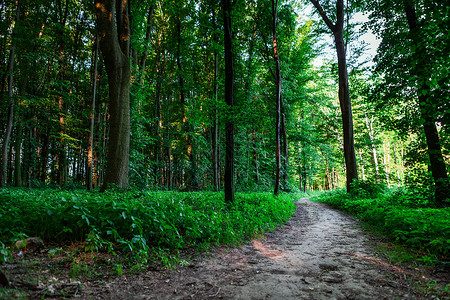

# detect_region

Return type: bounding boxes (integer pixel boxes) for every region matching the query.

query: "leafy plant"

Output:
[0,242,12,263]
[0,188,296,268]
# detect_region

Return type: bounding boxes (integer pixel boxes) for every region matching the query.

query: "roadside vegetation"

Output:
[314,181,450,265]
[0,189,297,270]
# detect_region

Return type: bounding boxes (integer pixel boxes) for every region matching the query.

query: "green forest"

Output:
[0,0,449,297]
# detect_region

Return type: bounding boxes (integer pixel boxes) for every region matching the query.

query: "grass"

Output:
[312,181,450,265]
[0,188,297,268]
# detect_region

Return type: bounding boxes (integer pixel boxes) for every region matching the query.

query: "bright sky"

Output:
[354,12,381,67]
[304,7,381,70]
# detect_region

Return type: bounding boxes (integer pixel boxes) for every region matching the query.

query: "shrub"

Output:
[0,189,296,265]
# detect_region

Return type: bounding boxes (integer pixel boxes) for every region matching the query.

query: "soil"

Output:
[1,198,448,299]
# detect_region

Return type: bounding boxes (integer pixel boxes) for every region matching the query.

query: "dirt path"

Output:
[80,198,439,299]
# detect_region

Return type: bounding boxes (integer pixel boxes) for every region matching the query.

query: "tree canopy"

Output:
[0,0,448,205]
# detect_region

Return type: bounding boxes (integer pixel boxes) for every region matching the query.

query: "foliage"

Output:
[314,182,450,263]
[362,0,450,202]
[0,242,12,263]
[0,0,356,194]
[0,189,296,266]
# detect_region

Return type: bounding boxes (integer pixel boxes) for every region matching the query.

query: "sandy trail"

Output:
[202,198,412,300]
[81,198,426,299]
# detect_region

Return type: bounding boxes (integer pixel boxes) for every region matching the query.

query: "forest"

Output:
[0,0,449,298]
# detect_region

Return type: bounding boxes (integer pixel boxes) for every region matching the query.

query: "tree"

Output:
[366,0,450,206]
[0,0,19,188]
[272,0,282,196]
[95,0,131,189]
[309,0,358,192]
[403,2,449,206]
[86,32,99,191]
[210,2,220,192]
[222,0,235,203]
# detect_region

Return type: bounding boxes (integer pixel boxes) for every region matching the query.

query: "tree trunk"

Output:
[281,102,288,190]
[55,0,69,188]
[358,148,365,181]
[153,45,164,187]
[0,0,19,188]
[404,2,449,206]
[87,32,99,190]
[384,140,390,187]
[272,0,282,196]
[40,128,49,183]
[393,143,401,185]
[310,0,358,192]
[95,0,131,190]
[252,128,259,184]
[211,5,219,192]
[334,15,358,192]
[14,120,23,187]
[176,12,196,189]
[365,114,380,183]
[57,96,67,188]
[222,0,235,203]
[166,126,172,189]
[1,48,15,188]
[301,145,307,192]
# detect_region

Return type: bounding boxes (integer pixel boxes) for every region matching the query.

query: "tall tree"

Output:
[366,0,450,206]
[0,0,19,188]
[86,32,99,191]
[211,3,220,192]
[95,0,131,189]
[272,0,282,196]
[403,1,448,205]
[222,0,235,203]
[309,0,358,192]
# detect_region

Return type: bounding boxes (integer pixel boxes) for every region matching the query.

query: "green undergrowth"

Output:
[313,181,450,265]
[0,189,296,268]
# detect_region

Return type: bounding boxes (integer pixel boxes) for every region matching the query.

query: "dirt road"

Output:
[81,198,440,299]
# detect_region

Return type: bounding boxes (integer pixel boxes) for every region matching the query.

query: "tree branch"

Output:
[309,0,336,32]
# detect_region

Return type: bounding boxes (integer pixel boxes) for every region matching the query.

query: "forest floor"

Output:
[1,198,449,299]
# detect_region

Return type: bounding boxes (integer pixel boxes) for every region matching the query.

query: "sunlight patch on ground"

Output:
[252,240,287,260]
[350,251,417,277]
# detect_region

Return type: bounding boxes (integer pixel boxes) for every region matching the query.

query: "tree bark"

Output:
[272,0,282,196]
[392,143,401,185]
[40,128,50,184]
[176,10,197,189]
[152,35,165,187]
[281,101,288,190]
[365,114,380,183]
[87,32,99,190]
[384,140,390,187]
[57,95,67,188]
[358,148,365,181]
[404,2,449,206]
[1,0,19,188]
[222,0,235,203]
[252,128,259,184]
[14,120,23,187]
[310,0,358,192]
[55,0,69,188]
[211,6,219,192]
[95,0,131,190]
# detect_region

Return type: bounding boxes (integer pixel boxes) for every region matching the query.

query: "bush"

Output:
[0,189,296,263]
[349,180,386,199]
